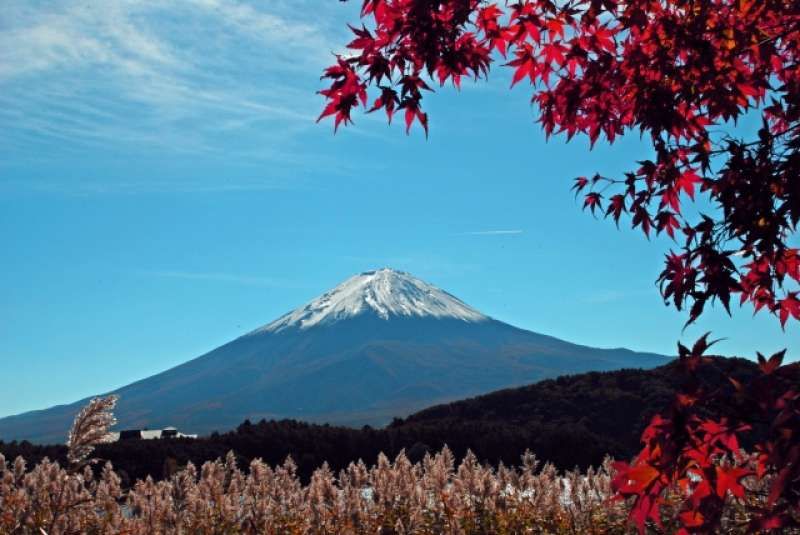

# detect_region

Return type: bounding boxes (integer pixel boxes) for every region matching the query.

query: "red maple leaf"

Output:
[606,194,626,225]
[401,100,428,136]
[583,192,602,214]
[676,169,703,200]
[778,293,800,327]
[507,45,537,87]
[756,349,785,374]
[715,466,750,499]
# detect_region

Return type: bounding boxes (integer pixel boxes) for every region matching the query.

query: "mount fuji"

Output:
[0,268,668,443]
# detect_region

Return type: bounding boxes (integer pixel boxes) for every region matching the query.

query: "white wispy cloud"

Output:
[459,230,524,236]
[0,0,352,160]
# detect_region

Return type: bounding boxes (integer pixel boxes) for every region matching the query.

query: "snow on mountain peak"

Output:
[256,268,488,333]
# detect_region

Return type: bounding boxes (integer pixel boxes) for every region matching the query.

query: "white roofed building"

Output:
[108,426,197,441]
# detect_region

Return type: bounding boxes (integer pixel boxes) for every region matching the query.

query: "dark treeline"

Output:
[0,357,760,485]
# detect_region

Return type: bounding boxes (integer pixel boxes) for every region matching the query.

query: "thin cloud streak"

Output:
[459,230,524,236]
[581,288,654,305]
[0,176,312,196]
[137,270,300,288]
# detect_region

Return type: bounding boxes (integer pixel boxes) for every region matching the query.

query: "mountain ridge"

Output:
[0,268,669,444]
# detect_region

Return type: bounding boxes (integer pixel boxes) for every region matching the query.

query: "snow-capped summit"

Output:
[257,268,488,333]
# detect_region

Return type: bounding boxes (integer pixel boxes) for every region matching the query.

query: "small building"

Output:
[109,426,197,442]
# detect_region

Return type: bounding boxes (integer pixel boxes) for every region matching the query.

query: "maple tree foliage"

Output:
[318,1,800,532]
[318,0,800,330]
[612,336,800,533]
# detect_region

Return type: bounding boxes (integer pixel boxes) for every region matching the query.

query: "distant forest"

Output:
[0,357,761,485]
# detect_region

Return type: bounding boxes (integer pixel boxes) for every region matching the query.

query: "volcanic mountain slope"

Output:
[1,357,764,484]
[0,268,668,443]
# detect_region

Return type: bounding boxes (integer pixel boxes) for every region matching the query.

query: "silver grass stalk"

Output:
[65,395,118,466]
[2,411,776,533]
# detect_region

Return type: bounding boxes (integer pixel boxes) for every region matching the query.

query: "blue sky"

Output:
[1,0,796,419]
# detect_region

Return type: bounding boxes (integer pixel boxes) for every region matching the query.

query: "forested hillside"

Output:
[0,357,760,485]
